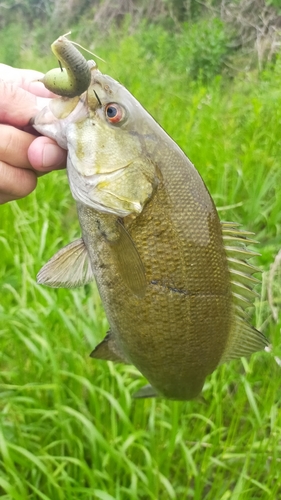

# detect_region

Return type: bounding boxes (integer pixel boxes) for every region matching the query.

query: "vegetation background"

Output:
[1,0,281,498]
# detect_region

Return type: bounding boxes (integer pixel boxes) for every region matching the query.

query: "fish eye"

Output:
[105,103,124,123]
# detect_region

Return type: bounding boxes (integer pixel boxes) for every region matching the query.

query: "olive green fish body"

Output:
[33,36,268,400]
[78,170,232,400]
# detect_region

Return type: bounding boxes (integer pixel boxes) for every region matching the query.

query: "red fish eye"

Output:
[105,103,124,123]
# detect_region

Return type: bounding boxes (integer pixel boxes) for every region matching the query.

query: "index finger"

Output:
[0,64,57,98]
[0,81,39,127]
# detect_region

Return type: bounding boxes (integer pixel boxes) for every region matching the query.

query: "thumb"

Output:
[28,136,67,173]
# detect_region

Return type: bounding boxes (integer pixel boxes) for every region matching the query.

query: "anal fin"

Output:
[133,384,159,399]
[90,331,129,364]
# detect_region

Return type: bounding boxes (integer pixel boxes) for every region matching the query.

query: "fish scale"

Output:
[33,35,268,400]
[75,171,233,399]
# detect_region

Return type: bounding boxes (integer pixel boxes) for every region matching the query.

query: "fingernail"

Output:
[42,143,66,170]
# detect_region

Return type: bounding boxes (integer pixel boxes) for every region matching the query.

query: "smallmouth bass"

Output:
[32,36,268,400]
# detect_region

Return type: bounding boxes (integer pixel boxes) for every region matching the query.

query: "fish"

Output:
[32,35,268,400]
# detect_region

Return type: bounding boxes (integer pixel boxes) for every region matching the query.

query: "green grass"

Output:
[1,28,281,499]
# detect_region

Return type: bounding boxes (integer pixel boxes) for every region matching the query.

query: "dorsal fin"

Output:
[220,318,268,363]
[221,222,262,314]
[220,222,268,362]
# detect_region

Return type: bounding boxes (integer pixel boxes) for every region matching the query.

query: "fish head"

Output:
[33,66,159,217]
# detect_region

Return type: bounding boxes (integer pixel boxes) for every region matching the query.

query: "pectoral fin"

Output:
[90,331,129,364]
[37,238,94,288]
[112,220,146,298]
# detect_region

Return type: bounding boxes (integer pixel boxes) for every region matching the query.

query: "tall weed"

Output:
[0,24,23,66]
[1,24,281,500]
[136,18,230,81]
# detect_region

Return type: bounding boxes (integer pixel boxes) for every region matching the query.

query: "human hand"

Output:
[0,64,67,204]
